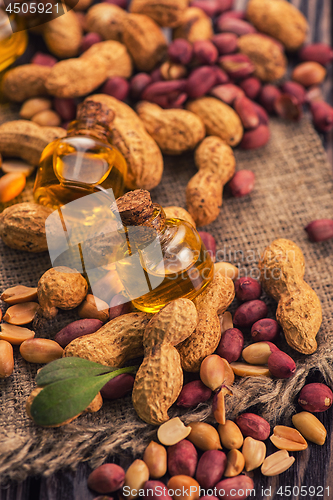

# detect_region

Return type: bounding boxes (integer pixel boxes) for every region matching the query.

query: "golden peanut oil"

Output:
[0,12,27,73]
[34,104,127,225]
[34,138,127,223]
[115,214,214,313]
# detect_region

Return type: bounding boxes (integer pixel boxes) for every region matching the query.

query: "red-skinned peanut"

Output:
[216,328,244,363]
[167,440,198,477]
[251,318,280,342]
[235,277,261,301]
[233,300,268,328]
[229,170,255,197]
[195,450,227,489]
[176,380,212,407]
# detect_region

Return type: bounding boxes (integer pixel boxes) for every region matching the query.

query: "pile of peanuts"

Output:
[13,1,333,141]
[0,238,332,499]
[82,267,331,499]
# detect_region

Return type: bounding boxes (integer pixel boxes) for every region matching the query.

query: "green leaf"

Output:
[36,357,116,387]
[31,366,137,426]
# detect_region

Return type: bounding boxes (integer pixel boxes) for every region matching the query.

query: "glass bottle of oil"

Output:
[33,100,127,224]
[0,10,27,73]
[110,190,214,313]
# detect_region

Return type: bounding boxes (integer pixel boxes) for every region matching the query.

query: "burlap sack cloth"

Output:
[0,114,333,483]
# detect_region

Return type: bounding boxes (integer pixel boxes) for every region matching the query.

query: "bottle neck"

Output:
[66,119,112,143]
[121,205,167,250]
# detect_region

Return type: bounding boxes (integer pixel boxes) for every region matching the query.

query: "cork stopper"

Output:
[76,100,115,128]
[110,190,155,226]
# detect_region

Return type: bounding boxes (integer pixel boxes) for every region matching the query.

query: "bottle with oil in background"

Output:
[34,100,127,225]
[0,8,27,73]
[110,190,214,313]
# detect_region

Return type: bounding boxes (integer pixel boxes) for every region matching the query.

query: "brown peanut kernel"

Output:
[143,441,167,479]
[270,425,307,451]
[261,450,295,476]
[242,436,266,471]
[292,412,327,445]
[3,302,39,325]
[0,323,35,345]
[0,340,14,378]
[20,338,64,364]
[1,285,38,305]
[187,421,222,451]
[0,172,26,203]
[230,362,271,377]
[123,460,149,500]
[157,418,191,446]
[218,420,243,450]
[224,449,245,477]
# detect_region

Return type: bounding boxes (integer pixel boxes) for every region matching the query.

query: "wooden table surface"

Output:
[1,0,333,499]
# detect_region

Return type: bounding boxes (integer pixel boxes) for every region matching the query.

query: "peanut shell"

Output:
[130,0,189,28]
[194,136,236,181]
[85,3,127,42]
[259,238,322,355]
[136,102,205,155]
[247,0,308,51]
[45,58,107,98]
[43,10,82,58]
[186,97,243,147]
[2,65,51,102]
[37,267,88,319]
[64,312,151,367]
[173,7,213,43]
[122,14,168,72]
[132,299,198,424]
[87,94,164,191]
[177,274,235,372]
[0,203,54,253]
[81,40,133,79]
[238,34,287,82]
[0,120,66,166]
